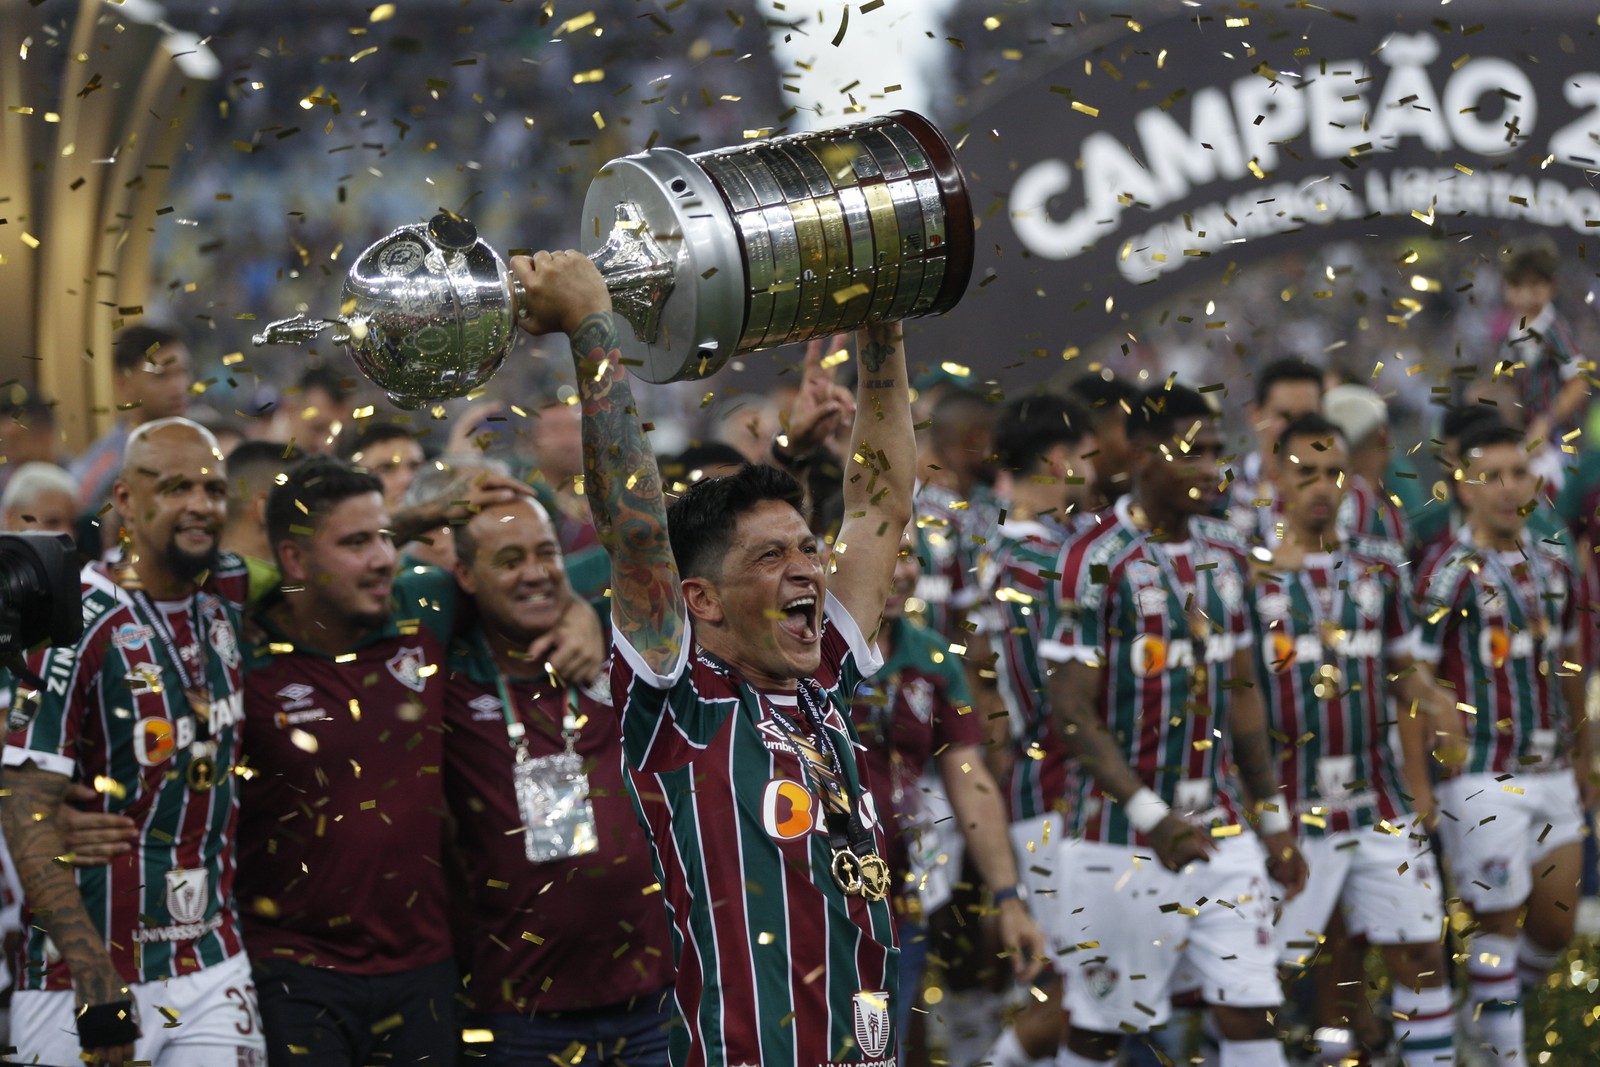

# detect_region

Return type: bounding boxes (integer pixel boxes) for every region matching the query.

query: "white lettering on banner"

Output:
[1009,32,1583,267]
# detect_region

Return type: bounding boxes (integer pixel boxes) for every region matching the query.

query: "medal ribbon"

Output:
[126,588,214,739]
[492,666,583,766]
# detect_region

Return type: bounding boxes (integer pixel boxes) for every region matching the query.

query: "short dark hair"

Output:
[339,420,417,463]
[1253,358,1324,408]
[226,440,304,511]
[295,365,354,404]
[1067,371,1138,421]
[113,325,181,373]
[265,455,383,562]
[928,387,995,453]
[1128,382,1216,442]
[1457,420,1526,459]
[1277,412,1345,457]
[1440,405,1505,443]
[659,442,751,486]
[666,463,806,581]
[995,393,1090,474]
[1502,237,1560,285]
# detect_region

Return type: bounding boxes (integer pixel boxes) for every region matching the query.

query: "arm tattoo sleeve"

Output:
[568,312,684,659]
[0,765,126,1004]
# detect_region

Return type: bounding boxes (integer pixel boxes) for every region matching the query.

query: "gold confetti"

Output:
[370,3,396,22]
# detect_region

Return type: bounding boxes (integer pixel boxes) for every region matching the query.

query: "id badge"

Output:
[512,750,599,863]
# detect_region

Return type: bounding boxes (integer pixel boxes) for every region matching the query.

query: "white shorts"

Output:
[1009,812,1067,955]
[11,951,266,1065]
[1056,834,1284,1033]
[1276,823,1445,969]
[1435,770,1586,914]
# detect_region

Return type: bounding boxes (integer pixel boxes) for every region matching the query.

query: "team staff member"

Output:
[445,497,674,1065]
[508,248,1038,1067]
[1044,384,1308,1067]
[1415,421,1592,1067]
[3,418,264,1065]
[1258,414,1458,1067]
[238,457,460,1065]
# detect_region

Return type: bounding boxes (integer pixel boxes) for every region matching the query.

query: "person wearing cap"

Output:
[1321,384,1416,547]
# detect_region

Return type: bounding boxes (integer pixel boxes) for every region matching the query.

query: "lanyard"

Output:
[492,669,583,764]
[126,588,214,736]
[766,682,878,858]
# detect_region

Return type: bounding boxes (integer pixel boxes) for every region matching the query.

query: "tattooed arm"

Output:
[0,763,137,1060]
[830,321,916,642]
[510,250,684,674]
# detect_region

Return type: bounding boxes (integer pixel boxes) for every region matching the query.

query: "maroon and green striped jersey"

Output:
[4,557,251,989]
[614,593,898,1067]
[234,567,457,974]
[1041,501,1254,845]
[443,627,673,1015]
[974,517,1077,822]
[1251,537,1416,835]
[913,481,1001,638]
[1415,529,1578,776]
[1498,303,1585,441]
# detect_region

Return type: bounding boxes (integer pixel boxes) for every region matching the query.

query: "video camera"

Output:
[0,532,83,656]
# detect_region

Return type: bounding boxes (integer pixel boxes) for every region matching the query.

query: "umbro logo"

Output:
[276,683,317,711]
[468,693,502,721]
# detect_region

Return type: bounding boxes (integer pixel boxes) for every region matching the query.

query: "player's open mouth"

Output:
[778,595,818,642]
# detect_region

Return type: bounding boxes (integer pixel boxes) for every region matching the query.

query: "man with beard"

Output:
[3,418,263,1066]
[235,456,460,1066]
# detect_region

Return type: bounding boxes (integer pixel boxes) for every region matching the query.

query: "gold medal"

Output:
[831,849,864,896]
[858,853,891,902]
[186,755,218,791]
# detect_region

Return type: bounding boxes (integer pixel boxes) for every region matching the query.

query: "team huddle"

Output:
[0,240,1592,1067]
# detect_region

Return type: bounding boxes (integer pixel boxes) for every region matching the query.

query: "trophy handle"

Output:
[505,203,675,345]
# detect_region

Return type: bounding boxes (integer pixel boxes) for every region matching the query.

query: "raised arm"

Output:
[830,322,915,641]
[510,250,684,673]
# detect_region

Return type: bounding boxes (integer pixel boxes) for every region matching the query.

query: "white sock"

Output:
[1219,1037,1289,1067]
[1392,982,1455,1067]
[985,1027,1032,1067]
[1309,1026,1356,1066]
[1516,936,1562,994]
[1056,1046,1113,1067]
[1467,933,1524,1067]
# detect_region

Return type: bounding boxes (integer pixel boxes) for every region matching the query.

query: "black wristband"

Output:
[77,998,139,1049]
[770,433,826,470]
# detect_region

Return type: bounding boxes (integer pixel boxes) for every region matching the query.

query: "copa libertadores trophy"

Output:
[253,110,973,409]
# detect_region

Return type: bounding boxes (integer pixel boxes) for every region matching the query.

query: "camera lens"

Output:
[0,532,81,655]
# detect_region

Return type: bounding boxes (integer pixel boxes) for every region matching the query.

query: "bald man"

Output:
[2,418,263,1065]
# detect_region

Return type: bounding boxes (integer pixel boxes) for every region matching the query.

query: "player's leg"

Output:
[8,987,84,1064]
[1435,775,1531,1067]
[155,953,268,1066]
[1515,772,1587,993]
[359,958,458,1065]
[1056,840,1186,1064]
[1345,827,1453,1067]
[253,958,365,1067]
[1185,836,1289,1067]
[1273,834,1352,1065]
